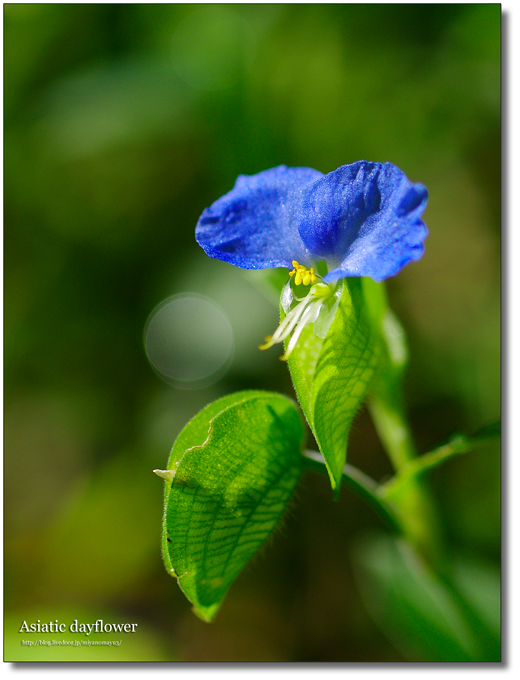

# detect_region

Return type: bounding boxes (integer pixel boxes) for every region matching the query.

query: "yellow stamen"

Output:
[289,261,318,287]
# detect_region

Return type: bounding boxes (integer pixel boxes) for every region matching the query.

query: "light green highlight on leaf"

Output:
[361,276,388,331]
[160,391,305,621]
[368,393,417,470]
[381,306,408,369]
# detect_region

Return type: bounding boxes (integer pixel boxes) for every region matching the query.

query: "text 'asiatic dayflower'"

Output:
[195,161,428,358]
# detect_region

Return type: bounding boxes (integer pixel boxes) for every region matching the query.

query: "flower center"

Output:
[259,262,340,361]
[289,261,317,287]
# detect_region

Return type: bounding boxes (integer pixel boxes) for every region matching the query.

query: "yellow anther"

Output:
[289,260,299,278]
[258,335,273,350]
[288,261,318,287]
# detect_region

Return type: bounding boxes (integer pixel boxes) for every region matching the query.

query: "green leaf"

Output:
[379,420,501,502]
[157,391,305,621]
[450,554,501,651]
[286,278,383,493]
[352,533,496,661]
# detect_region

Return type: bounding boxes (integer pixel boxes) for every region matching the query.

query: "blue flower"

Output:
[195,161,428,284]
[195,161,428,358]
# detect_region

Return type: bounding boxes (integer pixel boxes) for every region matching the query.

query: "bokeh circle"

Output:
[145,293,234,389]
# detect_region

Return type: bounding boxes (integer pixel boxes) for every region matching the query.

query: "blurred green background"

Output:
[4,3,500,662]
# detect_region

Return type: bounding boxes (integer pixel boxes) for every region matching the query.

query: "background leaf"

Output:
[287,278,383,492]
[161,391,305,621]
[352,533,499,661]
[366,292,416,469]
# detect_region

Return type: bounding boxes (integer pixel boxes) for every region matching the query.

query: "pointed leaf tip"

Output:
[154,469,175,483]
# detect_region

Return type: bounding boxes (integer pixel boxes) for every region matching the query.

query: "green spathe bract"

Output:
[286,278,384,492]
[159,391,305,621]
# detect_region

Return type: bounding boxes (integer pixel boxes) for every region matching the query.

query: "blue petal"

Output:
[195,165,323,270]
[299,161,428,283]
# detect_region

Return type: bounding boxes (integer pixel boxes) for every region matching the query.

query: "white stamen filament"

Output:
[260,280,338,359]
[272,293,313,341]
[260,290,315,350]
[282,298,323,360]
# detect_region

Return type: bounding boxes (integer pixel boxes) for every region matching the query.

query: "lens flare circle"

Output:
[145,293,234,389]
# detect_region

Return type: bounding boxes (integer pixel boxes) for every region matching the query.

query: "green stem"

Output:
[368,392,444,569]
[379,419,501,501]
[302,449,402,534]
[368,390,417,470]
